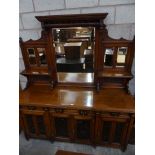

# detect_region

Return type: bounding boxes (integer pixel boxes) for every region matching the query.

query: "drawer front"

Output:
[98,111,130,120]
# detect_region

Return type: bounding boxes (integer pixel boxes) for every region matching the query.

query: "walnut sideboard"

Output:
[19,13,135,151]
[19,85,134,151]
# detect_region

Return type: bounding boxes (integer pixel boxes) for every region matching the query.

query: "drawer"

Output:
[98,111,130,119]
[49,108,94,118]
[20,105,50,112]
[78,110,94,116]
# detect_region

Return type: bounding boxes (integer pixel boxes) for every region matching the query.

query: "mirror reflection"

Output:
[52,27,95,83]
[27,48,36,65]
[37,48,47,66]
[117,47,127,66]
[104,48,114,67]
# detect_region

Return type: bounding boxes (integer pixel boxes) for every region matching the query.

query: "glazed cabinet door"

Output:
[73,110,95,144]
[50,108,73,142]
[21,108,51,139]
[95,112,130,150]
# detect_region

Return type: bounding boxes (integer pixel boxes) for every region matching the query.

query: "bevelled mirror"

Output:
[52,27,95,84]
[104,48,114,67]
[27,48,36,65]
[37,48,47,66]
[116,47,128,67]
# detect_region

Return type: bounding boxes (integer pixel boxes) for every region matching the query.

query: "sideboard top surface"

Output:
[19,85,134,113]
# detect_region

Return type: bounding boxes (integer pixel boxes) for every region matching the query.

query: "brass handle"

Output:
[28,106,36,110]
[111,112,119,116]
[96,112,100,115]
[43,107,49,111]
[55,108,64,113]
[79,110,88,116]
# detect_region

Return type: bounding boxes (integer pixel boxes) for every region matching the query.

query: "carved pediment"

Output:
[36,13,108,28]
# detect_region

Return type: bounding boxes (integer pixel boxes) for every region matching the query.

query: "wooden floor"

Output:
[57,72,94,83]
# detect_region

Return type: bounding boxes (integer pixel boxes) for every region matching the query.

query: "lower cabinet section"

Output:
[50,109,94,144]
[20,106,134,151]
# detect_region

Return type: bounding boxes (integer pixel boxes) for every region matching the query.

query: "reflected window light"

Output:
[65,73,77,82]
[86,73,93,83]
[85,93,93,107]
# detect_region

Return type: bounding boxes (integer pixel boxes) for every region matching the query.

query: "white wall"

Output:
[19,0,135,95]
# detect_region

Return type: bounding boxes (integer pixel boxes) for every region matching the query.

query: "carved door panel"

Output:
[21,109,51,139]
[95,112,130,150]
[50,109,73,141]
[52,114,71,141]
[73,111,95,144]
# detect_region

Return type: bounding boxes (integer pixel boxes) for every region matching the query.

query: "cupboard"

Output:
[19,13,135,151]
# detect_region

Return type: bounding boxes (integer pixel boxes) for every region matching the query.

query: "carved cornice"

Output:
[35,13,108,28]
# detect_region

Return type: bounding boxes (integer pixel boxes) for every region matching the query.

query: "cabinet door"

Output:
[73,111,95,144]
[21,109,51,139]
[95,112,129,150]
[51,114,72,141]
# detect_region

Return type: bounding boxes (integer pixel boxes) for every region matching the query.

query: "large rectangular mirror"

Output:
[52,27,95,84]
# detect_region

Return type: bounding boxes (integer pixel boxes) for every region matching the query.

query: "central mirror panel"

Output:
[52,27,95,84]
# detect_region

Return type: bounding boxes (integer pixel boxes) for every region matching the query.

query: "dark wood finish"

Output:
[21,107,51,140]
[95,112,130,150]
[19,85,134,151]
[55,150,90,155]
[36,13,108,29]
[50,109,72,142]
[73,111,95,144]
[125,114,135,147]
[96,28,135,90]
[20,85,134,113]
[19,13,135,151]
[20,13,134,89]
[19,111,23,133]
[19,31,55,88]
